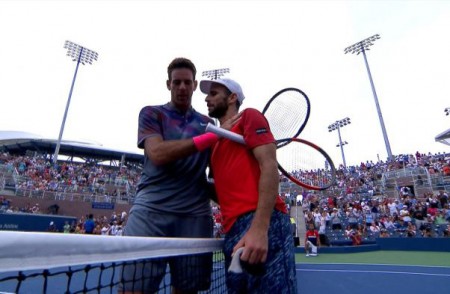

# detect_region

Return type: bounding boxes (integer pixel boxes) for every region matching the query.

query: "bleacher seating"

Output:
[1,149,449,242]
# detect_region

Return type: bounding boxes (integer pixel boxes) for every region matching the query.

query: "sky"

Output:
[1,0,449,167]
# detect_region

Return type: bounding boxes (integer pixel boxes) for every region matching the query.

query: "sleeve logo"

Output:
[255,128,268,135]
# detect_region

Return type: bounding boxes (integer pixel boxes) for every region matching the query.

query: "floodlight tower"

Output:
[345,34,393,161]
[328,117,351,169]
[202,68,230,80]
[53,41,98,166]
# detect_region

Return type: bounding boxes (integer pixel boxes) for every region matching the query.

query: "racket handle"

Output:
[205,123,245,145]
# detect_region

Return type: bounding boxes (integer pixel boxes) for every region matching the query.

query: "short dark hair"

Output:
[222,87,240,108]
[167,57,197,80]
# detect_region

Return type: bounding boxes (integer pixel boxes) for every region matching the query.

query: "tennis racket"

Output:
[262,88,311,141]
[275,137,336,191]
[206,124,336,191]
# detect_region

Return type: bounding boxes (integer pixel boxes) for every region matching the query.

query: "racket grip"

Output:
[205,123,246,145]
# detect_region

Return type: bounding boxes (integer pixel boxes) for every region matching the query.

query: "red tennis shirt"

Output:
[211,108,287,233]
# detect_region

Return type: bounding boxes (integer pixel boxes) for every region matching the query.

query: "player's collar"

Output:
[164,102,194,116]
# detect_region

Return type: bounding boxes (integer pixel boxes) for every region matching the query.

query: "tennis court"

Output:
[0,262,226,293]
[1,231,449,294]
[2,262,448,294]
[296,250,450,293]
[0,231,226,294]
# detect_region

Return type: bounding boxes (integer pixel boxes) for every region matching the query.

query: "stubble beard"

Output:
[208,101,228,119]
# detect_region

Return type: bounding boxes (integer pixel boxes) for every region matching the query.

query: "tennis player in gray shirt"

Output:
[121,57,217,294]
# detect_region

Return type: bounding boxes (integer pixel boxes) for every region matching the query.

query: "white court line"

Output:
[296,268,450,277]
[298,262,450,269]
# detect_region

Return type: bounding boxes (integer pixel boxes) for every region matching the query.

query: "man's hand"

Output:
[221,112,242,130]
[232,226,268,264]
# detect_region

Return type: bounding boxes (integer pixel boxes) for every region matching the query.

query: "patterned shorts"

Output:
[224,210,298,294]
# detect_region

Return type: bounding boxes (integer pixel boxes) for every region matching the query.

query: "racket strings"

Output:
[264,90,309,140]
[286,166,333,188]
[277,139,335,189]
[265,105,308,139]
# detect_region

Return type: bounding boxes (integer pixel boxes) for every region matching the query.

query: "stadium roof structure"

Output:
[0,131,144,166]
[435,127,450,146]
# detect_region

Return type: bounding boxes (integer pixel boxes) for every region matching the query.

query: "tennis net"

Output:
[0,231,226,293]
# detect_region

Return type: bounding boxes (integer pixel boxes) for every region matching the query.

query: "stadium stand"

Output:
[0,131,449,248]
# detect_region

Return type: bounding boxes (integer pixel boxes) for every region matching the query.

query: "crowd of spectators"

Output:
[0,152,141,204]
[47,211,127,236]
[295,151,450,244]
[1,150,450,240]
[74,211,128,236]
[281,151,450,200]
[0,196,43,214]
[267,151,450,246]
[303,194,449,242]
[2,150,449,206]
[48,210,128,235]
[1,193,129,236]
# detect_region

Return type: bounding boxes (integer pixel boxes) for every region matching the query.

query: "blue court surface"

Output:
[2,262,450,293]
[296,263,450,294]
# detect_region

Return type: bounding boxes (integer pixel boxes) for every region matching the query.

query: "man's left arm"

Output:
[234,142,279,265]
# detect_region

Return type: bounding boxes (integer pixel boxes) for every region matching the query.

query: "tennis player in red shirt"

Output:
[198,78,297,293]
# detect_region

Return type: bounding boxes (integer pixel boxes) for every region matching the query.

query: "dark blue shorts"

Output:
[224,210,298,294]
[121,209,213,292]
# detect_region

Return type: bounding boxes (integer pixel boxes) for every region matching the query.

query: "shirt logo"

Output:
[256,128,268,135]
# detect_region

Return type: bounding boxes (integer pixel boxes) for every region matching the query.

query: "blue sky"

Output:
[1,0,449,166]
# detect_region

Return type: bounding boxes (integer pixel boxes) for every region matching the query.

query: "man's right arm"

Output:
[144,132,218,166]
[139,106,198,165]
[143,136,197,166]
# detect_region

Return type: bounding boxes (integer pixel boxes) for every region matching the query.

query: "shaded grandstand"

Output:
[0,131,143,219]
[0,131,143,166]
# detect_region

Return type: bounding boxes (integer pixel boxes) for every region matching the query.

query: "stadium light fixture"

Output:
[345,34,393,161]
[53,41,98,166]
[202,68,230,80]
[328,117,351,169]
[336,141,348,148]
